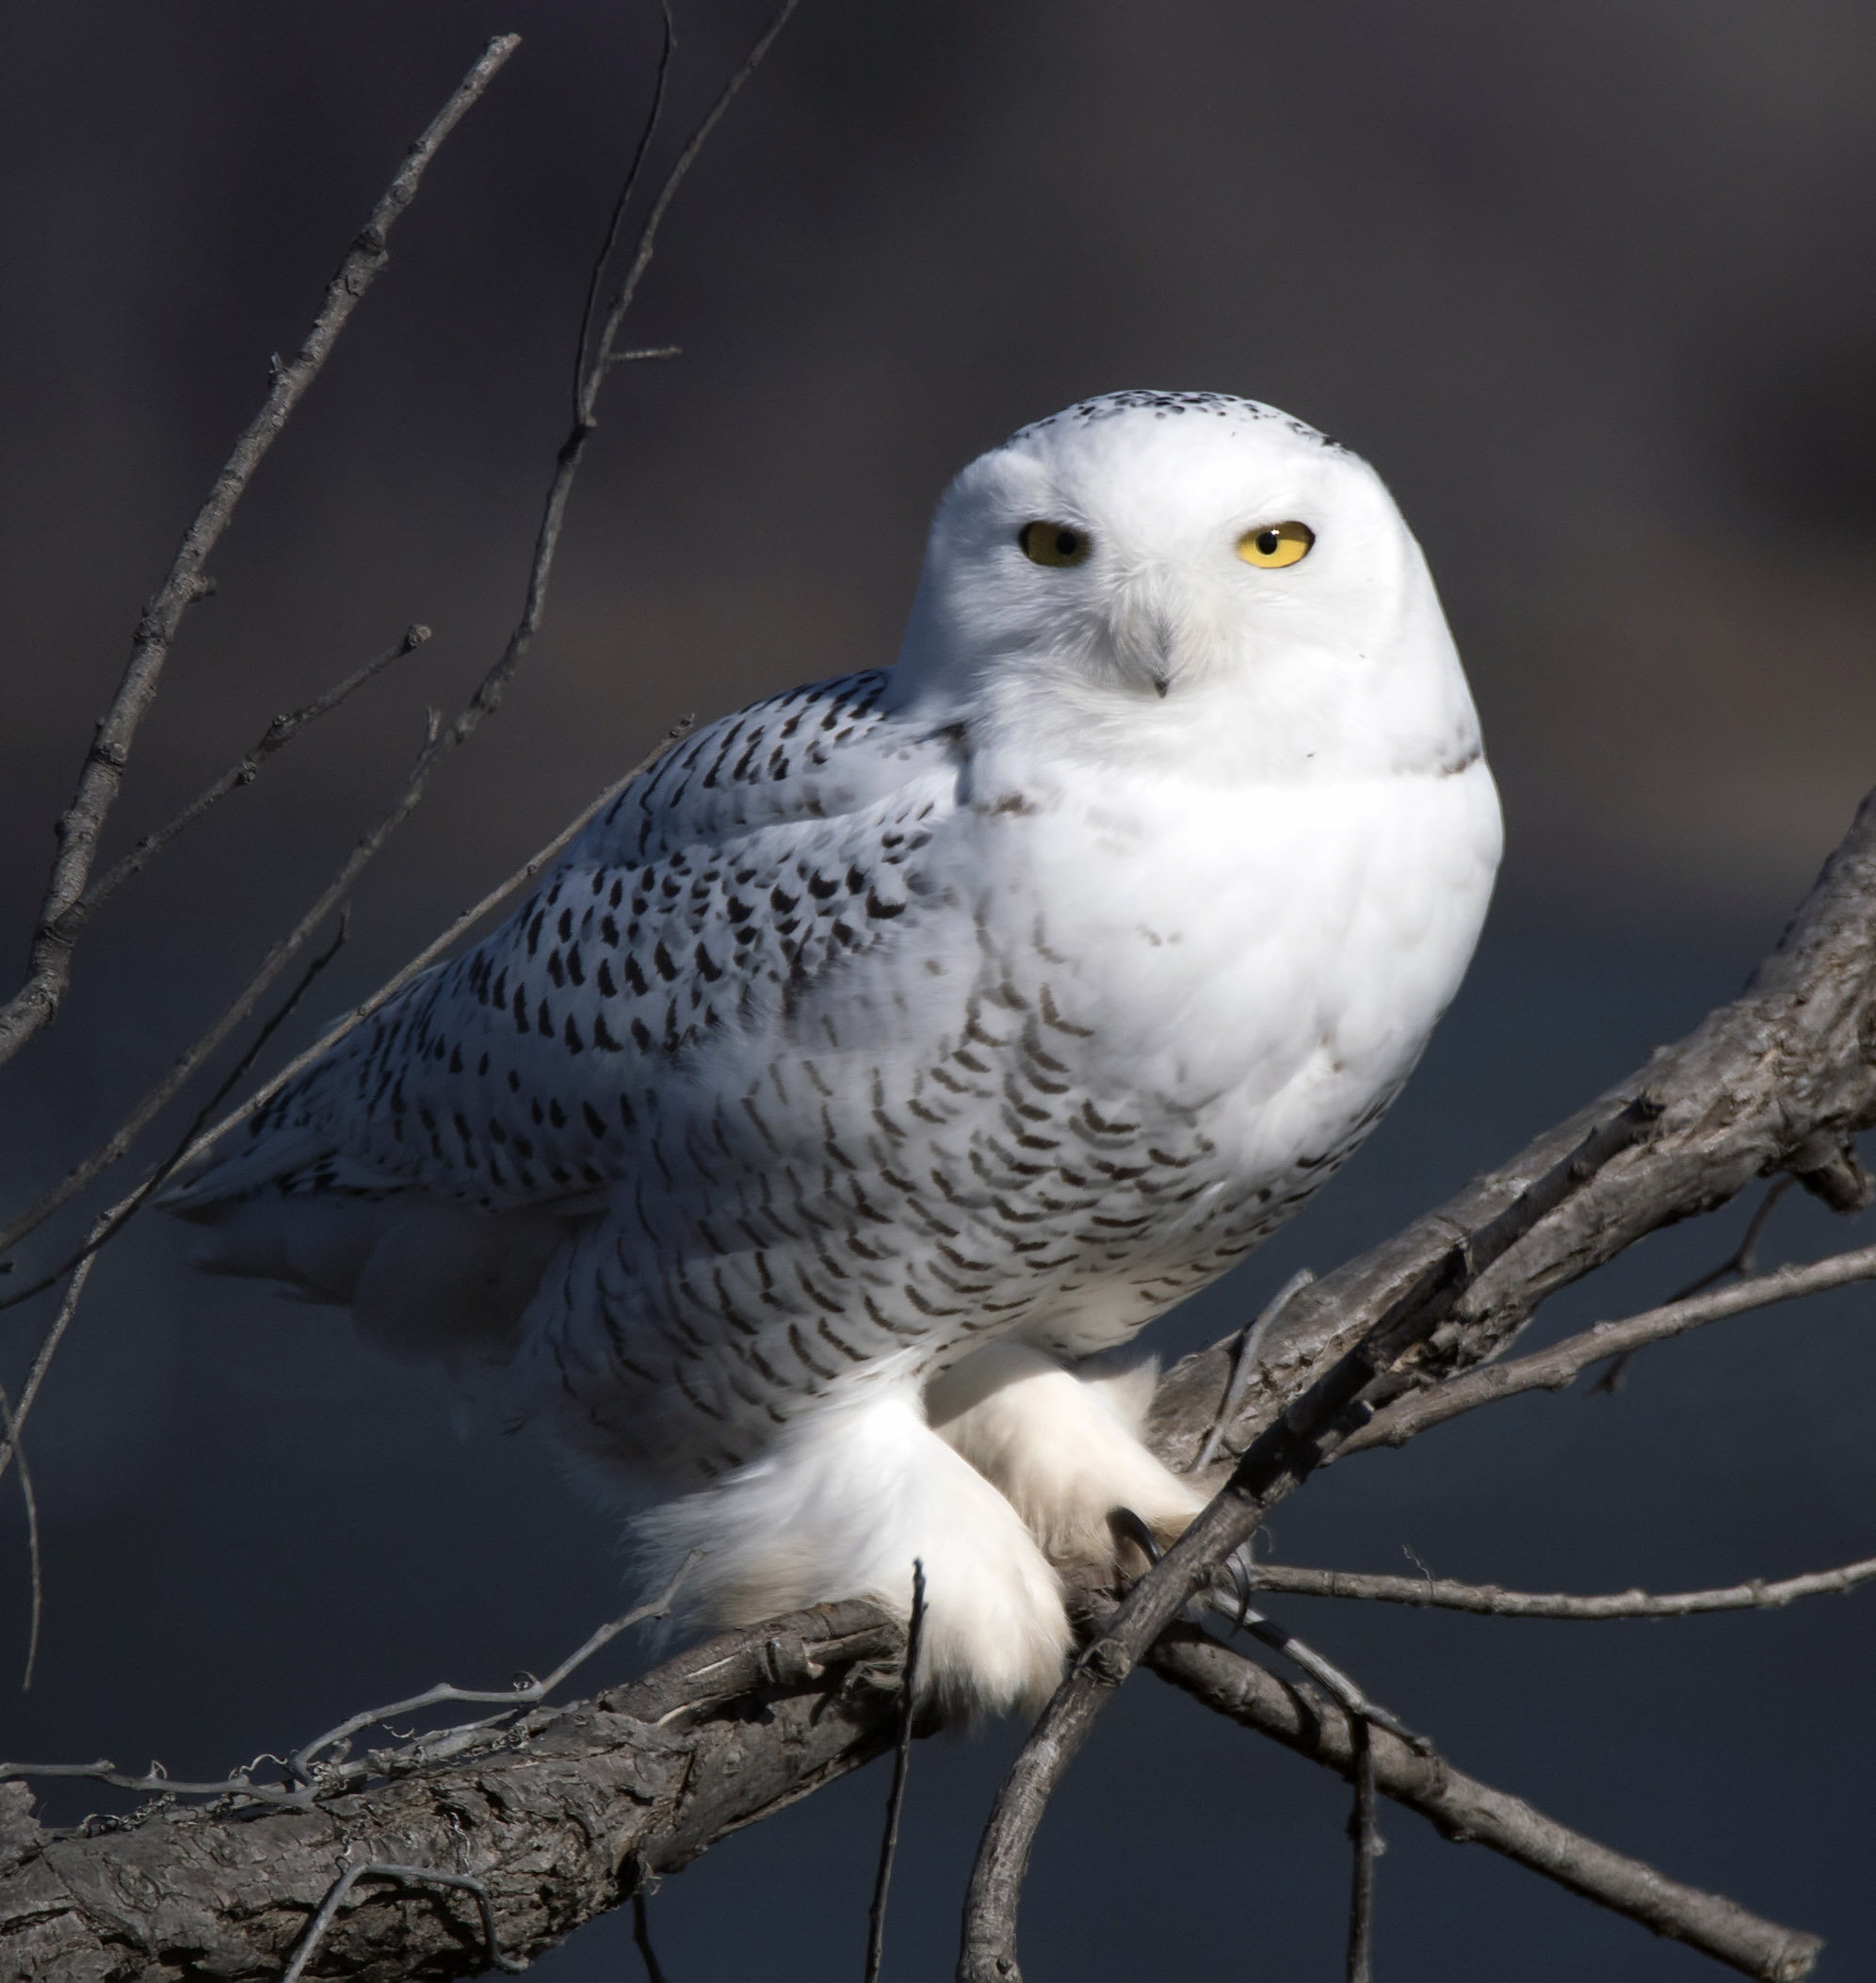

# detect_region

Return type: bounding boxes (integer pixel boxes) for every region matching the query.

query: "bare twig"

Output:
[0,916,349,1311]
[0,0,795,1252]
[1193,1266,1313,1472]
[0,0,770,1531]
[958,1096,1660,1983]
[0,710,445,1266]
[0,0,789,1262]
[0,1383,41,1692]
[57,625,430,940]
[573,0,801,433]
[281,1862,526,1983]
[1592,1176,1796,1394]
[1142,1618,1821,1983]
[289,1552,698,1785]
[0,1261,92,1496]
[865,1559,926,1983]
[1235,1555,1876,1620]
[1207,1575,1428,1750]
[632,1886,670,1983]
[0,38,517,1071]
[1345,1239,1876,1456]
[1346,1715,1378,1983]
[572,2,675,424]
[164,714,693,1182]
[0,1556,698,1815]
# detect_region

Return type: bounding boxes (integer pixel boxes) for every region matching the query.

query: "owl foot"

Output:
[926,1340,1205,1573]
[633,1386,1073,1722]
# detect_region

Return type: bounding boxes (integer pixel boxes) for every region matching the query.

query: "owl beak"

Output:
[1108,584,1183,700]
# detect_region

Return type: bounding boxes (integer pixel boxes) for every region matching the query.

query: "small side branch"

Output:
[1345,1716,1378,1983]
[865,1560,926,1983]
[57,625,430,941]
[1237,1556,1876,1620]
[1145,1620,1821,1983]
[1346,1241,1876,1456]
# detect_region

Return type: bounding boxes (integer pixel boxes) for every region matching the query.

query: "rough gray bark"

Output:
[5,799,1869,1979]
[0,1604,902,1982]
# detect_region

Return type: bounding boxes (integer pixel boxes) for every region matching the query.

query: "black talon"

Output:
[1107,1506,1162,1566]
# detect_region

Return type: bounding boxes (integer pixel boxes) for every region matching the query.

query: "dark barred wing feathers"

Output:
[168,673,953,1219]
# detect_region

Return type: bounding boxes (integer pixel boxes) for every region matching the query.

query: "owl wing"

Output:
[165,670,961,1219]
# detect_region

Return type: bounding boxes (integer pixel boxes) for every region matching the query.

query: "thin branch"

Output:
[288,1552,698,1786]
[957,1096,1660,1983]
[0,1555,698,1814]
[0,0,793,1245]
[1345,1716,1377,1983]
[0,0,750,1255]
[865,1559,926,1983]
[1205,1576,1428,1751]
[1236,1555,1876,1620]
[572,2,675,425]
[1344,1239,1876,1457]
[0,1258,93,1490]
[573,0,801,431]
[1592,1175,1796,1394]
[0,37,517,1071]
[1142,1618,1821,1983]
[0,1384,40,1693]
[632,1887,670,1983]
[159,714,692,1186]
[1194,1267,1314,1471]
[0,915,349,1312]
[57,625,430,940]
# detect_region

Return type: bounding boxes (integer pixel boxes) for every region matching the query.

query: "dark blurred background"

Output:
[3,3,1874,1976]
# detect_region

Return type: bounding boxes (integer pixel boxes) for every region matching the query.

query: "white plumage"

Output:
[169,392,1501,1717]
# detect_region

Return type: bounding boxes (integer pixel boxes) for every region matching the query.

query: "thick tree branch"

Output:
[0,38,517,1072]
[0,1604,905,1982]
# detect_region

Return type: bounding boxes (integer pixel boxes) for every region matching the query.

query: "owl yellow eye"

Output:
[1019,521,1092,567]
[1237,521,1316,569]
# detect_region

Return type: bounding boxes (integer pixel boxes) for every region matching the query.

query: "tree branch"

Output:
[55,625,430,943]
[1341,1240,1876,1458]
[0,37,517,1071]
[1237,1554,1876,1620]
[957,1097,1662,1983]
[1142,1619,1821,1983]
[0,1604,906,1983]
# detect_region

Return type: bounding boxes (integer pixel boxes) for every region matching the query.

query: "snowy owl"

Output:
[169,391,1501,1717]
